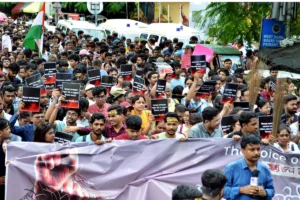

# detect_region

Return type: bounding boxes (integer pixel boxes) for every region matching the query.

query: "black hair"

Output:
[2,85,15,95]
[92,86,107,96]
[172,184,202,200]
[224,58,232,63]
[33,122,54,143]
[175,104,187,113]
[8,63,20,72]
[107,67,118,75]
[79,97,89,110]
[269,65,278,72]
[189,113,202,125]
[68,54,80,62]
[107,105,123,115]
[23,48,32,58]
[201,169,228,197]
[125,115,142,131]
[241,134,261,149]
[278,124,291,134]
[239,111,257,127]
[230,107,244,115]
[284,94,297,104]
[90,112,106,124]
[202,107,220,122]
[132,95,145,105]
[122,81,132,90]
[0,118,9,131]
[164,112,180,123]
[19,112,30,119]
[257,99,268,108]
[147,71,159,80]
[218,68,229,76]
[58,60,69,68]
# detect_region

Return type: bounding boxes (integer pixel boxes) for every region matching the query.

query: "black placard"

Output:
[44,74,56,89]
[87,69,101,86]
[44,62,57,75]
[196,81,216,99]
[136,70,143,78]
[120,64,133,81]
[132,76,145,96]
[233,101,250,111]
[22,87,40,112]
[101,76,114,94]
[221,115,234,134]
[190,55,206,75]
[156,79,166,98]
[56,73,72,90]
[62,83,80,109]
[258,115,273,139]
[151,99,168,121]
[54,131,73,144]
[221,83,239,104]
[26,74,43,88]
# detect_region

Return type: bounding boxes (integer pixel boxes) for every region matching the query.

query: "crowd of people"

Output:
[0,16,299,199]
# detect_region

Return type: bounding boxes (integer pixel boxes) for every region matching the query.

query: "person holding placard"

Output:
[88,86,111,117]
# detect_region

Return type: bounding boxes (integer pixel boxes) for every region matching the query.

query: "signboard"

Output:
[87,2,103,15]
[260,18,285,48]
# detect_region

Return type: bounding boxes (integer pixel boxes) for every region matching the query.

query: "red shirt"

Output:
[104,124,127,138]
[88,103,111,117]
[115,133,147,140]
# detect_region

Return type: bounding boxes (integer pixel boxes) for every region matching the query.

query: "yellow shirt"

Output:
[131,109,151,130]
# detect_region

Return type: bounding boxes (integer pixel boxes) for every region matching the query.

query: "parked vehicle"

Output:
[57,20,107,40]
[100,19,147,41]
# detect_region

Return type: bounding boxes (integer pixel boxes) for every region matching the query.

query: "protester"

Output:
[33,122,55,143]
[201,169,227,200]
[172,184,202,200]
[223,134,275,199]
[273,124,299,152]
[189,107,222,138]
[115,115,146,140]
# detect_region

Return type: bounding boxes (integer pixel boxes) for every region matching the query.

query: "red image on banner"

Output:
[132,76,145,96]
[91,79,101,87]
[61,97,80,109]
[190,55,206,75]
[44,74,56,84]
[23,102,40,112]
[106,87,112,94]
[120,64,133,82]
[23,87,40,112]
[220,97,234,104]
[40,87,47,96]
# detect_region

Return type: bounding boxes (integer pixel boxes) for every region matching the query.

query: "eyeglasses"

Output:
[263,106,272,109]
[95,95,106,99]
[40,96,49,99]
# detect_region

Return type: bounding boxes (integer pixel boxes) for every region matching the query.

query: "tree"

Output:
[193,2,271,44]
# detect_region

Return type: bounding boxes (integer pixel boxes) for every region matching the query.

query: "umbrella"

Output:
[0,12,7,22]
[23,2,42,13]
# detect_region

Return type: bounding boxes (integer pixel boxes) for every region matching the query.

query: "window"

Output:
[140,33,148,40]
[149,35,159,42]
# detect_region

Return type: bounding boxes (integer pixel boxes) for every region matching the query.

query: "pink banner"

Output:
[5,139,300,200]
[192,44,214,63]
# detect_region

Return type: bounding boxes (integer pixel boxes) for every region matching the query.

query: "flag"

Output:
[23,3,45,56]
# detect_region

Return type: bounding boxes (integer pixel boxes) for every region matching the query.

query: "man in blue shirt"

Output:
[223,134,275,200]
[9,102,45,141]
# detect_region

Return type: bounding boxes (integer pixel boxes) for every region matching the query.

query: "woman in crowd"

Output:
[255,98,272,116]
[33,122,55,143]
[273,124,299,152]
[131,95,153,135]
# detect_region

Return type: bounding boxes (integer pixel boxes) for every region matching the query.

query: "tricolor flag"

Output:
[23,3,45,56]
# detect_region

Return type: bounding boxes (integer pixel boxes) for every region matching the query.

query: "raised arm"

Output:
[49,96,65,128]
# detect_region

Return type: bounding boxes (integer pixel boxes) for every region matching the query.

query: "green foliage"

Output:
[74,2,87,12]
[290,10,300,36]
[193,2,271,44]
[105,2,126,14]
[0,2,16,7]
